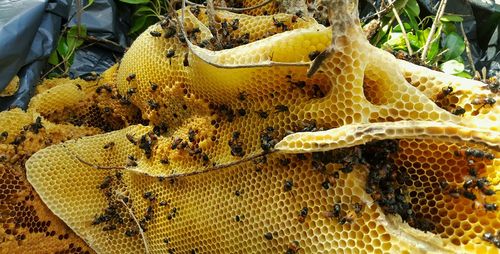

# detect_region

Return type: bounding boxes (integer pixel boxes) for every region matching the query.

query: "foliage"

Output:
[46,25,88,78]
[370,0,471,78]
[119,0,169,37]
[44,0,166,79]
[45,0,477,80]
[45,0,94,78]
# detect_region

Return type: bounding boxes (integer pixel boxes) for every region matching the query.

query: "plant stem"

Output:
[421,0,447,62]
[459,22,476,74]
[392,7,413,55]
[117,198,150,254]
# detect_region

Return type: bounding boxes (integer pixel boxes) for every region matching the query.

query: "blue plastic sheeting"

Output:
[0,0,52,110]
[0,0,128,110]
[69,45,119,78]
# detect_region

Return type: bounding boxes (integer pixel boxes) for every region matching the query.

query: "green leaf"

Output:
[393,0,409,12]
[404,9,419,33]
[441,15,463,23]
[442,22,457,35]
[47,72,61,79]
[119,0,150,4]
[392,22,412,33]
[384,32,413,52]
[404,0,420,17]
[68,52,76,66]
[129,15,148,35]
[83,0,95,10]
[385,32,404,48]
[67,25,87,50]
[375,28,391,47]
[416,29,428,47]
[444,32,465,60]
[56,37,69,58]
[440,60,464,74]
[454,71,472,79]
[427,37,440,62]
[133,5,155,16]
[48,50,59,65]
[407,32,420,50]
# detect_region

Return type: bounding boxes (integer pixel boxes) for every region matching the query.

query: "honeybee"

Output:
[126,134,137,145]
[99,176,112,189]
[150,31,162,37]
[166,49,175,58]
[340,210,356,224]
[471,96,496,107]
[264,232,273,240]
[149,81,158,91]
[451,106,466,116]
[322,203,341,219]
[455,148,495,160]
[126,73,136,82]
[484,203,497,211]
[286,241,301,254]
[103,142,115,149]
[471,96,496,114]
[284,180,293,192]
[256,110,269,119]
[166,49,175,64]
[272,17,288,31]
[275,104,289,113]
[125,229,138,237]
[308,50,320,61]
[435,86,453,101]
[148,100,159,110]
[298,207,308,223]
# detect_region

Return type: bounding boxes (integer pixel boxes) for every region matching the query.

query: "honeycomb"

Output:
[28,70,143,132]
[0,75,19,97]
[1,0,499,253]
[0,109,98,253]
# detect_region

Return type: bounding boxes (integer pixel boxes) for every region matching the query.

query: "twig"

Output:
[41,40,80,78]
[421,0,447,62]
[117,198,150,254]
[83,35,126,52]
[459,22,476,74]
[373,15,395,46]
[63,144,126,170]
[130,152,273,180]
[392,7,413,55]
[361,0,395,22]
[41,59,68,80]
[76,0,82,34]
[206,0,222,49]
[185,0,274,13]
[42,0,101,79]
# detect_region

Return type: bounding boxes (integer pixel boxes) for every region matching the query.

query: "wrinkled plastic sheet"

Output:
[0,0,128,111]
[0,0,52,110]
[68,0,130,79]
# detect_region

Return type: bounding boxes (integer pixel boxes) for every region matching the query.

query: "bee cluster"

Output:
[483,231,500,248]
[437,148,497,214]
[433,84,497,117]
[93,173,130,235]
